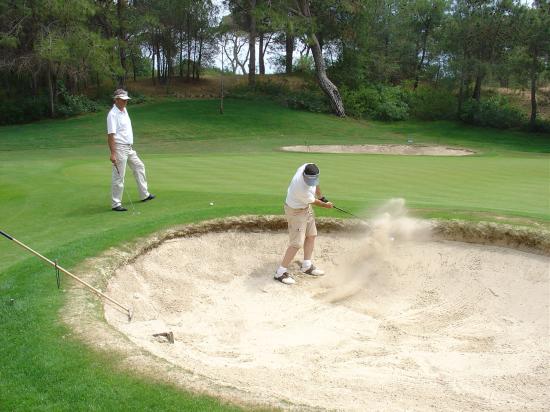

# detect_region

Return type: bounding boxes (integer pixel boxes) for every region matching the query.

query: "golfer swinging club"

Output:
[275,163,333,284]
[107,89,155,211]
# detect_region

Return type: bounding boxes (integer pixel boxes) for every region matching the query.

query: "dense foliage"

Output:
[0,0,548,130]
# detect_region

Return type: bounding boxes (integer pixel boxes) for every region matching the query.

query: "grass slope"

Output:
[0,98,548,410]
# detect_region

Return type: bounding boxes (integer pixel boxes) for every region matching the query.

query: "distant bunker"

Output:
[280,144,476,156]
[67,216,549,411]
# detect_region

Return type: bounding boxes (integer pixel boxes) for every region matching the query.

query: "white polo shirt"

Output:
[285,164,316,209]
[107,105,134,145]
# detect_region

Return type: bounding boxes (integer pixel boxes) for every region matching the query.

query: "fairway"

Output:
[0,99,549,410]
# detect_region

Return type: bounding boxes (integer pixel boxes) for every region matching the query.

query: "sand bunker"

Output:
[93,205,549,411]
[281,144,475,156]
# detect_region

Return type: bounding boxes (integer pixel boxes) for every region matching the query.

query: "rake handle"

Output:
[0,230,13,240]
[1,230,131,317]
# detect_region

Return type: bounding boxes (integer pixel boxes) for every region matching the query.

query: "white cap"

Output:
[113,89,131,100]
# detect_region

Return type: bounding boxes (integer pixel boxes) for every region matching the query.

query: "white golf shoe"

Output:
[274,272,296,285]
[301,265,325,276]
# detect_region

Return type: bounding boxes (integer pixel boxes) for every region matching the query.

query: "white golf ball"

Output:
[209,202,214,206]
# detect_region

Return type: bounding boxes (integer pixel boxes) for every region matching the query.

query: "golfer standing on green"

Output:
[275,163,333,284]
[107,89,155,211]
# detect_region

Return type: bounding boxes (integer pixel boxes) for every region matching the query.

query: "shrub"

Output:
[56,83,101,117]
[408,86,457,120]
[460,96,526,129]
[229,78,290,99]
[125,90,147,105]
[527,118,550,133]
[293,56,315,74]
[342,84,409,121]
[0,96,50,125]
[228,78,329,113]
[285,90,329,113]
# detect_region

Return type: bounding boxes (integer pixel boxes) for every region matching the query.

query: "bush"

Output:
[285,90,329,113]
[407,86,457,120]
[125,90,147,105]
[229,78,290,99]
[460,96,526,129]
[293,56,315,74]
[228,78,329,114]
[342,84,409,121]
[527,118,550,133]
[56,83,101,117]
[0,96,50,125]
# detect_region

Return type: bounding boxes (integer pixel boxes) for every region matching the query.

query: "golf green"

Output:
[0,98,548,410]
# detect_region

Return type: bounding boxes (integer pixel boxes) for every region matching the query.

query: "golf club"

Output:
[114,162,139,215]
[333,205,369,225]
[0,229,133,321]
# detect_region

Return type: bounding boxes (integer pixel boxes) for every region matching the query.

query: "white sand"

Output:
[103,213,549,411]
[281,144,475,156]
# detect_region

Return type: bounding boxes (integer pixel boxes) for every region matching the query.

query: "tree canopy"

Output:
[0,0,548,128]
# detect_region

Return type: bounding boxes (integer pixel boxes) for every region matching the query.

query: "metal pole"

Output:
[1,230,132,320]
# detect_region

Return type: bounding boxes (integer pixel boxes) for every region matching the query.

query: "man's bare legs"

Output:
[281,246,300,268]
[276,236,322,283]
[279,236,314,270]
[303,235,315,261]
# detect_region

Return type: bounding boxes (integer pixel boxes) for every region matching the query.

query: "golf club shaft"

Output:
[114,162,137,213]
[333,206,365,221]
[0,230,131,317]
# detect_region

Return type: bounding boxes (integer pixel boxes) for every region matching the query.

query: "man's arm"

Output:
[108,133,117,164]
[315,186,322,198]
[312,186,333,208]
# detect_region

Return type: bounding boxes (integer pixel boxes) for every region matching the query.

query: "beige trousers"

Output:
[111,144,149,208]
[284,204,317,249]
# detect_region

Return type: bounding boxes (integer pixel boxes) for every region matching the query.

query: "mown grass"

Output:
[0,98,548,410]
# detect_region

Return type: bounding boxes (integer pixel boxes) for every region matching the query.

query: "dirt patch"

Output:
[281,144,475,156]
[63,212,549,411]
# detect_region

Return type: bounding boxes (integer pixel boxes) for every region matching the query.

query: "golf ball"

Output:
[209,202,214,206]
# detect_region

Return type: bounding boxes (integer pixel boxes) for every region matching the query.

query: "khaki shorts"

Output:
[284,204,317,249]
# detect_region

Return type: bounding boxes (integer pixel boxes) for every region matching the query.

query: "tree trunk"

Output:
[248,0,257,86]
[413,20,431,91]
[151,48,156,84]
[167,39,172,83]
[259,33,265,75]
[95,72,100,97]
[529,52,538,129]
[309,33,345,117]
[179,30,184,77]
[156,41,161,83]
[238,59,247,75]
[297,0,344,117]
[285,33,294,74]
[192,36,198,79]
[472,73,482,101]
[458,70,465,116]
[47,63,55,117]
[131,52,137,81]
[197,35,203,80]
[186,14,192,81]
[116,0,128,88]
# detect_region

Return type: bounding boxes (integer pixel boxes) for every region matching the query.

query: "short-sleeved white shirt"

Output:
[107,105,134,145]
[285,164,316,209]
